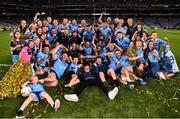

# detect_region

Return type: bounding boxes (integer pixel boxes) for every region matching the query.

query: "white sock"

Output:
[19,108,24,111]
[51,103,54,108]
[138,78,143,81]
[127,77,131,82]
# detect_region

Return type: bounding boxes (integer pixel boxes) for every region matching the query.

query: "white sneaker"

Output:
[126,77,134,82]
[64,94,79,102]
[16,116,25,119]
[108,87,119,100]
[121,77,127,81]
[158,72,166,80]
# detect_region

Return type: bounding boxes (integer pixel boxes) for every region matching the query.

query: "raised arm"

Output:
[61,44,68,52]
[34,12,40,22]
[98,14,103,23]
[92,42,97,51]
[50,45,61,60]
[79,42,84,51]
[113,43,123,52]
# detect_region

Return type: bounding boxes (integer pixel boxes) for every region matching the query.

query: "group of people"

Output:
[0,12,179,118]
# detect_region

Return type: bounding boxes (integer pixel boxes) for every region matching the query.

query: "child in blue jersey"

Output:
[16,75,60,118]
[42,45,69,87]
[115,50,147,89]
[114,32,130,52]
[146,41,166,80]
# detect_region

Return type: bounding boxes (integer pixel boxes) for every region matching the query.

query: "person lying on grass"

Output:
[16,75,60,118]
[64,64,119,102]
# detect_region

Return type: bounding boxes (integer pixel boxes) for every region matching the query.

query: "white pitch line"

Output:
[0,64,11,66]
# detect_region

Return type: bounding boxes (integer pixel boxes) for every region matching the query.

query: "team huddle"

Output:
[8,13,179,118]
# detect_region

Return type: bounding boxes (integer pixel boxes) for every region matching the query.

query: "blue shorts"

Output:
[33,91,44,101]
[149,62,160,77]
[109,66,117,71]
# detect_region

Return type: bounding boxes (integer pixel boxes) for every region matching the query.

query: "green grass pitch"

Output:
[0,30,179,118]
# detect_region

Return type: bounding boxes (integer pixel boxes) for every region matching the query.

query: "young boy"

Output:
[16,75,60,118]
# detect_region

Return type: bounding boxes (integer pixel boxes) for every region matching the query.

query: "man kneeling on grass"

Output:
[64,64,119,102]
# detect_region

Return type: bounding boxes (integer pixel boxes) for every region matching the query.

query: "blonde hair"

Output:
[29,75,38,81]
[163,37,169,45]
